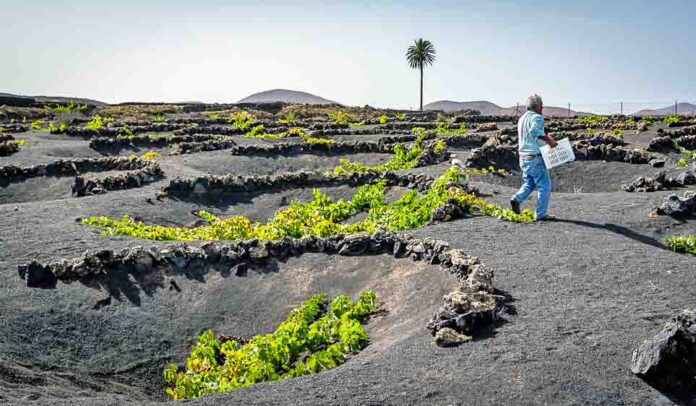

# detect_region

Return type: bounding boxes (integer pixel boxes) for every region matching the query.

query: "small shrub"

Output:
[664,115,681,124]
[229,111,255,129]
[328,110,359,126]
[378,114,389,125]
[116,126,135,140]
[30,119,45,130]
[334,135,427,174]
[667,235,696,254]
[411,124,467,137]
[243,125,285,139]
[676,158,689,168]
[394,112,407,120]
[84,115,114,130]
[466,166,507,176]
[436,113,456,127]
[294,128,335,145]
[163,291,377,399]
[432,139,447,153]
[411,126,428,137]
[279,111,298,123]
[48,122,67,134]
[580,115,606,126]
[148,133,172,141]
[44,101,88,113]
[152,112,166,122]
[140,150,161,160]
[434,123,468,136]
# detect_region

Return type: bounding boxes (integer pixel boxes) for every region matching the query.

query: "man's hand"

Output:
[542,135,557,148]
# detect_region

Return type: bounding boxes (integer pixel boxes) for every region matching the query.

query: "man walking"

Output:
[510,94,557,221]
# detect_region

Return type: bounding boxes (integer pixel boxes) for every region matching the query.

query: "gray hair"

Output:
[526,94,543,112]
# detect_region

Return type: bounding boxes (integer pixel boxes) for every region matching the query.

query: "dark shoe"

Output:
[536,214,556,222]
[510,199,520,214]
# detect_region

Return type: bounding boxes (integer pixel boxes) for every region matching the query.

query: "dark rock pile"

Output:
[310,127,412,137]
[441,133,489,149]
[498,127,516,136]
[630,309,696,404]
[654,192,696,215]
[384,122,437,131]
[0,123,29,133]
[673,135,696,150]
[550,131,627,146]
[228,138,449,163]
[173,123,286,137]
[572,142,655,164]
[546,117,649,132]
[545,122,589,132]
[426,248,503,343]
[71,164,164,197]
[0,156,161,187]
[467,140,655,170]
[0,141,20,156]
[172,137,238,155]
[462,115,516,123]
[89,134,233,152]
[305,122,349,131]
[667,120,696,128]
[647,136,674,152]
[474,122,498,132]
[67,122,191,138]
[417,140,452,166]
[658,125,696,138]
[17,231,505,345]
[0,134,19,156]
[229,140,394,157]
[622,170,696,192]
[164,171,441,199]
[466,144,519,170]
[172,125,243,137]
[650,134,696,152]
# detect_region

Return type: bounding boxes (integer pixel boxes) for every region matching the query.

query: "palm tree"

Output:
[406,39,436,111]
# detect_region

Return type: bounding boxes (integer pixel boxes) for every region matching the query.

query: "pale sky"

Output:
[2,0,694,113]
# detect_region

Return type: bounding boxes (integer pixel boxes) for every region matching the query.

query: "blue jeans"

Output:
[512,156,551,219]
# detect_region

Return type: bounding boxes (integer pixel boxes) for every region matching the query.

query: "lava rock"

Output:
[630,309,696,403]
[648,158,665,168]
[20,261,57,288]
[337,233,371,256]
[434,327,472,347]
[655,192,696,216]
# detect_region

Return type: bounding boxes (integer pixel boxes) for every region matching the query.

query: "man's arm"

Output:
[539,134,557,148]
[531,115,557,148]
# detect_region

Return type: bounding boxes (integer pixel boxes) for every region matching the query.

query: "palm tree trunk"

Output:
[419,66,423,111]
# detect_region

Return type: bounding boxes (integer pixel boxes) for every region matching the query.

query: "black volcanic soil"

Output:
[1,123,695,405]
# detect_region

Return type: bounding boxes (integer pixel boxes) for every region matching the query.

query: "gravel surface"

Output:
[1,124,694,405]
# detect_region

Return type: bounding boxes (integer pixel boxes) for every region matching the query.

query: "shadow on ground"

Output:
[547,218,670,251]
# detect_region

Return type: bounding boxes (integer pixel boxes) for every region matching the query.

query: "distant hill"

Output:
[238,89,338,105]
[424,100,588,117]
[632,103,696,116]
[423,100,502,115]
[0,92,106,107]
